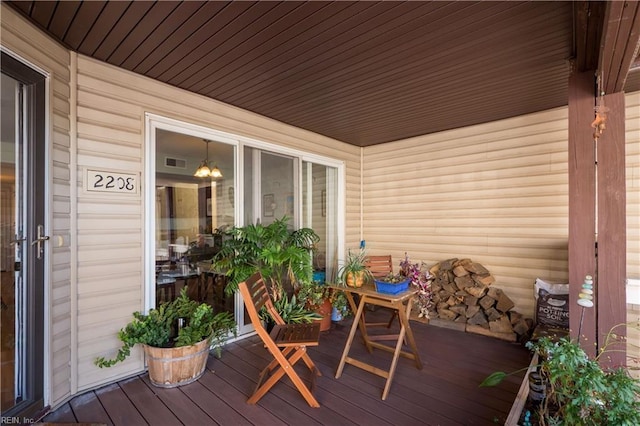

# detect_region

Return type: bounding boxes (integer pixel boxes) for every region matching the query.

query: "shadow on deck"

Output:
[42,311,530,426]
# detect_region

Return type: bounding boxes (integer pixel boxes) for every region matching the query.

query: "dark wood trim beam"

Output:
[596,92,626,368]
[574,1,606,72]
[568,71,597,358]
[599,1,640,93]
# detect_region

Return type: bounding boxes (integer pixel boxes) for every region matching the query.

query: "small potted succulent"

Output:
[330,291,351,321]
[373,272,411,294]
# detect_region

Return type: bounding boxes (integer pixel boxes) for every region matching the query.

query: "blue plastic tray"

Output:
[374,278,411,294]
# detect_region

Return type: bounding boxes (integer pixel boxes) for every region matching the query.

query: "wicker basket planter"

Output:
[143,338,210,388]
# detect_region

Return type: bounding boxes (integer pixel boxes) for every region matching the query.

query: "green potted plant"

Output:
[330,291,351,321]
[373,272,411,294]
[95,287,236,387]
[297,281,332,331]
[213,216,319,297]
[263,294,322,326]
[213,216,321,325]
[481,323,640,425]
[338,248,373,288]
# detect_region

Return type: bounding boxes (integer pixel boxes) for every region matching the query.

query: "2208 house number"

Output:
[86,169,139,194]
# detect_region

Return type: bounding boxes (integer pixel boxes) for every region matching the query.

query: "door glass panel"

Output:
[154,129,235,323]
[261,152,295,226]
[1,73,20,412]
[1,58,45,418]
[243,147,296,227]
[302,162,339,283]
[240,147,296,328]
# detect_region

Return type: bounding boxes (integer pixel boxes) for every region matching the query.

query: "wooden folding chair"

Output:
[365,255,393,279]
[238,272,322,408]
[364,255,399,328]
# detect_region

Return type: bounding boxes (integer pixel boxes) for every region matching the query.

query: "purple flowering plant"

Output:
[399,253,434,319]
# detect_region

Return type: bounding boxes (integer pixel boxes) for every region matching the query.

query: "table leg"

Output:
[398,297,423,370]
[343,291,373,353]
[335,295,368,378]
[381,302,408,400]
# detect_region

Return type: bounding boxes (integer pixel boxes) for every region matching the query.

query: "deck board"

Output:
[68,391,111,424]
[117,376,182,426]
[42,312,530,426]
[94,384,147,426]
[197,362,288,426]
[139,376,216,425]
[179,380,251,425]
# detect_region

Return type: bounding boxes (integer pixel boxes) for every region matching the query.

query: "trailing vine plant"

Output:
[399,253,434,319]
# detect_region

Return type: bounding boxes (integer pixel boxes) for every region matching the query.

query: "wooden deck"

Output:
[42,311,530,425]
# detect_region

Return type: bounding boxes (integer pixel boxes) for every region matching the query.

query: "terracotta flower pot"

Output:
[314,298,332,331]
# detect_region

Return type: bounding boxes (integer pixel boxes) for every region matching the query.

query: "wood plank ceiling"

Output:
[6,1,640,147]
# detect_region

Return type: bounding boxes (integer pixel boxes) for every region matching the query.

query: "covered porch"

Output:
[42,312,530,425]
[1,1,638,422]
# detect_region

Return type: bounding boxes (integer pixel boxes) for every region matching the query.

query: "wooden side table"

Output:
[329,283,423,400]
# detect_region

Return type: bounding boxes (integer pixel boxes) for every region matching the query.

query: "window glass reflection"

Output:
[154,129,234,315]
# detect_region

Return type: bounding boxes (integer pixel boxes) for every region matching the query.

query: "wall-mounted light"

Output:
[194,139,223,178]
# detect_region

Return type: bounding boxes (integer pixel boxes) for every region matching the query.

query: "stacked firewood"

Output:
[428,258,531,342]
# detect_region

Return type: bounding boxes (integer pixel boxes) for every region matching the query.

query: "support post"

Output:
[568,71,597,357]
[596,92,626,368]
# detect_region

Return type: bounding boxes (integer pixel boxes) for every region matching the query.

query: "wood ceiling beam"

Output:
[598,0,640,94]
[573,1,606,72]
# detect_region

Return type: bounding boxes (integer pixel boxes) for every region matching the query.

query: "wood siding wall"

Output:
[1,5,73,407]
[74,56,359,390]
[361,107,593,318]
[626,91,640,280]
[362,107,570,318]
[362,91,640,366]
[626,91,640,375]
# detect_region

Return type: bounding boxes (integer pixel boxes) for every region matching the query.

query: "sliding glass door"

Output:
[147,116,344,338]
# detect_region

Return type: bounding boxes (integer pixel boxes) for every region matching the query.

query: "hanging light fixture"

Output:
[209,164,223,178]
[194,139,223,178]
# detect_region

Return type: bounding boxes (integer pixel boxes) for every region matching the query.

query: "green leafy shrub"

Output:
[330,291,351,318]
[213,216,319,300]
[531,337,640,425]
[258,294,321,325]
[95,287,236,367]
[481,324,640,425]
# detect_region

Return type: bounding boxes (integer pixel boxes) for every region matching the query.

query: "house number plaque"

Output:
[86,169,139,195]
